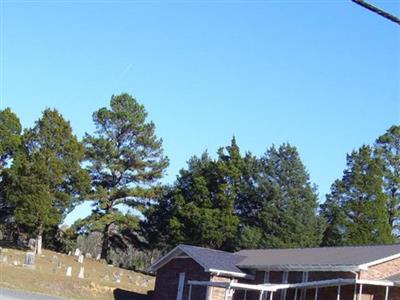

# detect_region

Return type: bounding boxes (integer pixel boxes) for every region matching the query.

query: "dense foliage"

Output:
[0,97,398,269]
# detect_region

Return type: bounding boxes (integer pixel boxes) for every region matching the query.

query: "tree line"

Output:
[0,94,399,269]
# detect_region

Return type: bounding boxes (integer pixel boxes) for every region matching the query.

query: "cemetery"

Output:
[0,244,154,300]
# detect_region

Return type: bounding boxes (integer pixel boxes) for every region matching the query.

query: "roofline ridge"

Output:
[179,244,235,254]
[235,243,400,253]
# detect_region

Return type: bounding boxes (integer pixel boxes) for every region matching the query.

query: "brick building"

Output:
[149,244,400,300]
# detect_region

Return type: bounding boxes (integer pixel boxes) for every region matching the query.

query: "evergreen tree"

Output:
[145,139,241,251]
[375,125,400,236]
[83,94,168,261]
[5,109,89,253]
[0,108,22,240]
[0,108,21,172]
[321,145,394,246]
[255,144,324,248]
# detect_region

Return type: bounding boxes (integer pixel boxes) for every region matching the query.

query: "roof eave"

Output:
[236,264,362,272]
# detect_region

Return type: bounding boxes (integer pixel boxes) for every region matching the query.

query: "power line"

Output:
[352,0,400,26]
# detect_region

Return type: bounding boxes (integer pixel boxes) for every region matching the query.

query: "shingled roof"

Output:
[149,244,400,274]
[148,244,248,276]
[179,245,245,274]
[236,244,400,271]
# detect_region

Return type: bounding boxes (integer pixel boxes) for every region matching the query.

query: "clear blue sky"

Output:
[1,0,399,225]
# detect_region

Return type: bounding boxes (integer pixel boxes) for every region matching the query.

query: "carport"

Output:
[187,278,396,300]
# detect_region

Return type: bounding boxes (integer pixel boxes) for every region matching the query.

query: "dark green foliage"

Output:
[145,140,324,251]
[83,94,168,260]
[146,151,240,251]
[375,125,400,236]
[5,109,90,250]
[236,144,325,249]
[0,108,22,171]
[321,145,395,246]
[0,108,22,240]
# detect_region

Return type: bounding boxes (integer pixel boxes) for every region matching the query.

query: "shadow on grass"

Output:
[113,288,152,300]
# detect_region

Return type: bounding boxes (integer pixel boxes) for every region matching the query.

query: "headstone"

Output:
[74,248,80,257]
[78,254,84,264]
[28,238,36,250]
[66,266,72,277]
[51,255,59,273]
[13,260,20,266]
[67,251,71,256]
[142,278,149,287]
[96,254,101,260]
[113,271,122,283]
[78,266,84,279]
[85,253,92,259]
[24,251,35,266]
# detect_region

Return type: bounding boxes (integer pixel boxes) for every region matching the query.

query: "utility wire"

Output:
[352,0,400,26]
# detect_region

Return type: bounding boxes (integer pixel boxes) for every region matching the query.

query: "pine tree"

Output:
[5,109,89,253]
[257,144,324,248]
[144,139,241,251]
[0,108,21,172]
[83,94,168,261]
[375,125,400,236]
[321,145,394,246]
[0,108,22,239]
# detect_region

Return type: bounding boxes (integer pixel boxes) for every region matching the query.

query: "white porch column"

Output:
[314,287,319,300]
[336,285,341,300]
[385,286,389,300]
[294,288,298,300]
[243,290,247,300]
[269,292,274,300]
[358,284,363,300]
[353,284,357,300]
[224,288,229,300]
[259,291,264,300]
[187,285,192,300]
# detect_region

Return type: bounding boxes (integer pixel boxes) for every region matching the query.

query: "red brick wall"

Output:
[360,257,400,280]
[153,257,210,300]
[153,258,400,300]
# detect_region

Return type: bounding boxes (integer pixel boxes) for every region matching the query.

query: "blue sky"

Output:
[1,0,399,225]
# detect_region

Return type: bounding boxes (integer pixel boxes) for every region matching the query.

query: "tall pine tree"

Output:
[144,139,241,251]
[83,94,168,261]
[0,108,22,240]
[321,145,394,246]
[375,125,400,236]
[256,144,324,248]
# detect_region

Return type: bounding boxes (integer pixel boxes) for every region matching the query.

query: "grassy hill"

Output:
[0,245,155,300]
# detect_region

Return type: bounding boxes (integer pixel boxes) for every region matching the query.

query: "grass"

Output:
[0,245,154,300]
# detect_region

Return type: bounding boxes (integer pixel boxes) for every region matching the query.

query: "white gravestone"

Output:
[24,252,35,266]
[78,266,84,279]
[66,266,72,277]
[78,254,84,264]
[28,238,36,251]
[74,248,81,257]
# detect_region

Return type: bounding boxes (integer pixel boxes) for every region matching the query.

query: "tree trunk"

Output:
[101,223,110,261]
[36,225,43,255]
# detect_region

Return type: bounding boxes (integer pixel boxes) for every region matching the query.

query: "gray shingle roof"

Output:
[179,245,245,274]
[236,244,400,269]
